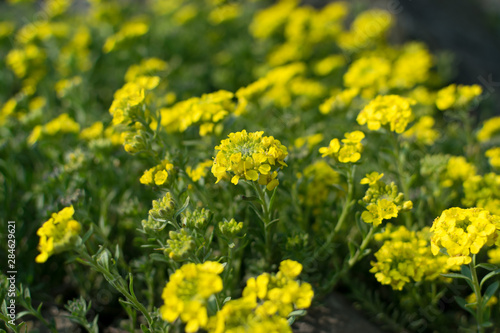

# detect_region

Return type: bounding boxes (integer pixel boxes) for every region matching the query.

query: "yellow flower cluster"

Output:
[293,133,324,151]
[250,0,299,40]
[55,76,82,98]
[235,62,310,111]
[207,260,313,333]
[28,113,80,145]
[212,130,288,190]
[319,131,364,163]
[160,261,224,332]
[370,225,453,290]
[360,172,412,227]
[357,95,416,133]
[343,57,390,93]
[440,156,477,188]
[164,230,195,261]
[125,57,168,82]
[488,247,500,265]
[338,9,393,51]
[57,26,92,77]
[319,88,358,114]
[300,160,340,207]
[186,160,214,182]
[140,159,175,186]
[485,148,500,168]
[313,55,346,76]
[435,84,482,111]
[463,173,500,215]
[477,116,500,142]
[103,18,149,53]
[79,122,104,141]
[402,115,439,145]
[36,206,81,263]
[430,207,500,266]
[6,43,46,79]
[389,42,432,89]
[109,75,160,125]
[142,192,176,231]
[158,90,234,136]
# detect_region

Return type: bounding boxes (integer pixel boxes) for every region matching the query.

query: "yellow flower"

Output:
[371,225,455,290]
[212,130,288,190]
[80,122,104,141]
[319,88,358,114]
[462,173,500,215]
[430,208,500,266]
[477,116,500,142]
[485,147,500,168]
[360,172,384,186]
[186,160,214,182]
[160,262,224,332]
[36,206,81,263]
[357,95,415,133]
[343,57,390,92]
[402,115,439,145]
[487,247,500,265]
[319,131,364,163]
[436,84,482,110]
[140,160,175,186]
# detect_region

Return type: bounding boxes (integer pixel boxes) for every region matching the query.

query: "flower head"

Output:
[212,130,288,190]
[319,131,364,163]
[357,95,415,133]
[430,208,500,266]
[160,262,224,332]
[36,206,81,263]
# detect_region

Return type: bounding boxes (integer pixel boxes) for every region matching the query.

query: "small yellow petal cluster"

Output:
[440,156,477,188]
[338,9,393,51]
[313,55,346,76]
[142,192,176,231]
[187,160,214,182]
[343,57,390,92]
[125,57,168,82]
[477,116,500,142]
[370,224,454,290]
[430,208,500,266]
[160,261,224,332]
[140,160,175,186]
[357,95,416,133]
[164,230,195,261]
[109,75,160,125]
[103,18,149,53]
[207,260,313,333]
[6,43,46,78]
[158,90,234,136]
[402,115,439,145]
[319,131,364,163]
[485,147,500,169]
[466,293,498,308]
[28,113,80,145]
[293,133,324,151]
[212,130,288,190]
[36,206,81,263]
[360,172,412,227]
[54,76,82,98]
[300,160,340,207]
[389,42,432,89]
[435,84,482,111]
[487,247,500,265]
[79,122,104,141]
[250,0,298,40]
[319,88,358,114]
[462,173,500,215]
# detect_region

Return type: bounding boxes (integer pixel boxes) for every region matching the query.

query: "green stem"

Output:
[470,254,485,333]
[77,247,153,329]
[333,165,356,236]
[391,133,413,228]
[251,182,273,266]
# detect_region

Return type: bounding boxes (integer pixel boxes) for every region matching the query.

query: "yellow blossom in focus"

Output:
[212,130,288,190]
[36,206,81,263]
[430,207,500,266]
[319,131,364,163]
[160,262,224,332]
[357,95,415,133]
[140,160,175,186]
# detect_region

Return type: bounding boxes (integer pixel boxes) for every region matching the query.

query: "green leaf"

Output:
[476,263,499,271]
[461,265,472,280]
[441,273,472,282]
[174,196,190,219]
[348,241,357,259]
[482,281,499,308]
[81,225,94,243]
[288,309,306,317]
[455,296,475,315]
[480,269,500,289]
[140,324,151,333]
